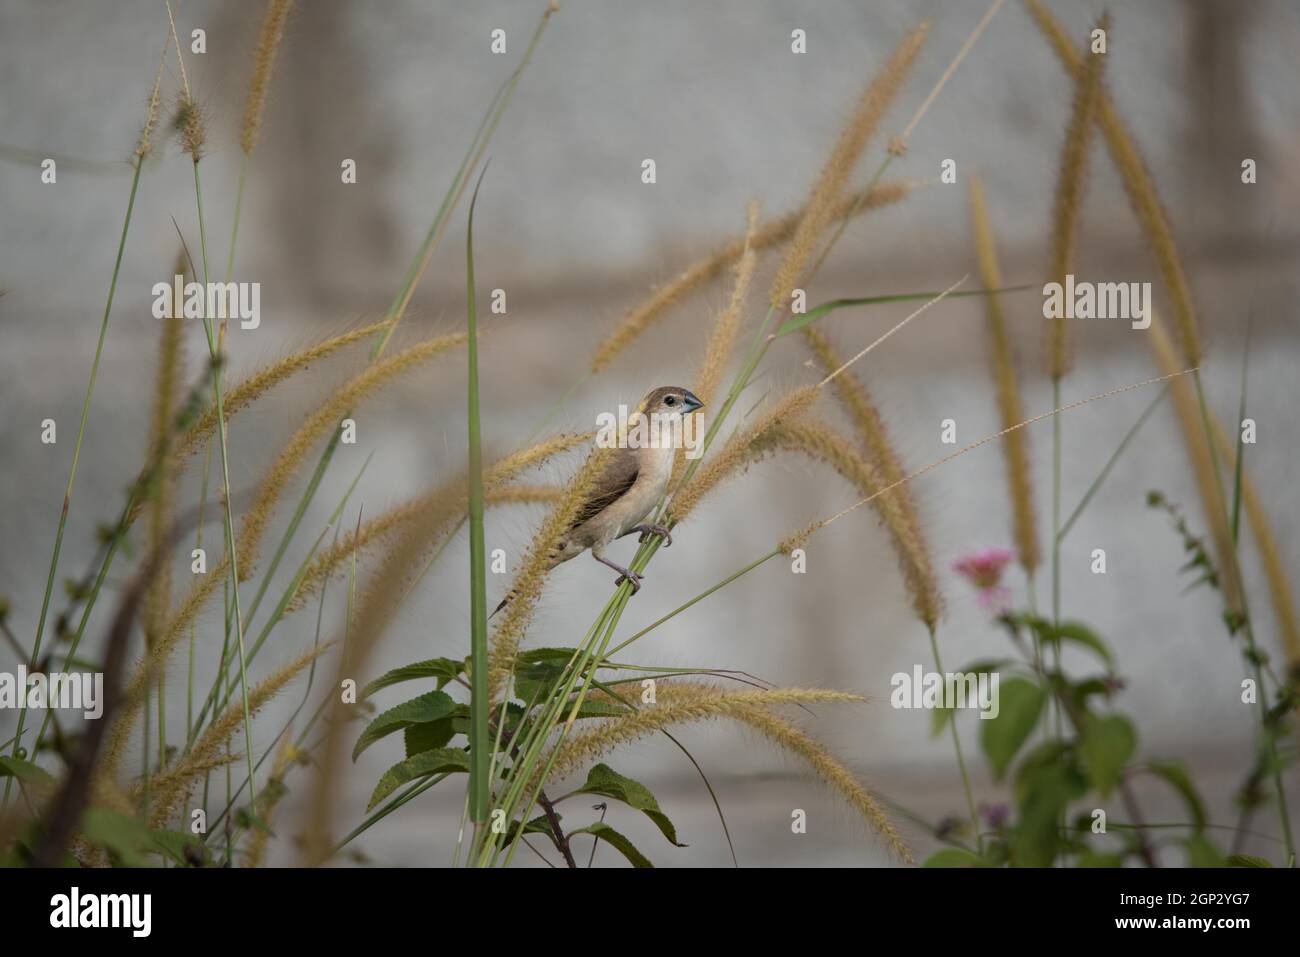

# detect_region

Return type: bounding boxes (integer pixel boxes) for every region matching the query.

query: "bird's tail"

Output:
[489,593,511,619]
[489,538,571,620]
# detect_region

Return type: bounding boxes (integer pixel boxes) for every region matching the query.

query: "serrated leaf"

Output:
[1078,714,1136,797]
[570,822,653,868]
[404,716,458,757]
[576,763,684,846]
[361,658,463,698]
[367,747,468,810]
[980,678,1045,780]
[353,690,457,761]
[922,847,989,867]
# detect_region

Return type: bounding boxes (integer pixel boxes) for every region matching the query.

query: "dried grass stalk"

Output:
[769,23,929,309]
[1045,13,1106,380]
[545,682,912,862]
[588,180,914,374]
[969,177,1039,573]
[1026,0,1202,367]
[241,0,295,155]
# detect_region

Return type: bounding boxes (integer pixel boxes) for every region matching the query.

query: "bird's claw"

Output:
[615,570,643,594]
[635,523,673,547]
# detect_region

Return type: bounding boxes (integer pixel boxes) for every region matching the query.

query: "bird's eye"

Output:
[664,396,677,406]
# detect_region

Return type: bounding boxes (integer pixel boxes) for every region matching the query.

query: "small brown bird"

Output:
[492,385,703,617]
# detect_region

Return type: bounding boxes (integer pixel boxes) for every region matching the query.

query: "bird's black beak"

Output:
[682,390,704,413]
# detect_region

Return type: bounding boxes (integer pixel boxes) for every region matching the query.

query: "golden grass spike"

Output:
[543,682,912,863]
[143,252,187,648]
[1136,316,1241,616]
[1025,0,1202,367]
[588,180,914,374]
[291,432,587,611]
[969,177,1040,574]
[173,318,394,464]
[758,418,942,630]
[488,444,620,698]
[670,386,819,523]
[246,732,298,867]
[241,0,295,155]
[236,331,467,578]
[1209,421,1300,665]
[1045,13,1106,381]
[695,202,759,409]
[769,23,929,310]
[141,642,329,829]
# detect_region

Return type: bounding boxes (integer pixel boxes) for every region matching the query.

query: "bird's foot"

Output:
[633,523,673,547]
[615,568,644,594]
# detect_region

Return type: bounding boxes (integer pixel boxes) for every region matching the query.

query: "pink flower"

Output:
[952,547,1016,613]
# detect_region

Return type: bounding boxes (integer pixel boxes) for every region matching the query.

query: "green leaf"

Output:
[1078,714,1136,797]
[79,808,156,868]
[1145,761,1207,831]
[1225,854,1272,868]
[1010,742,1087,867]
[774,285,1031,337]
[922,847,989,867]
[980,678,1046,779]
[570,822,653,868]
[367,747,469,810]
[576,763,685,846]
[353,690,457,761]
[1047,621,1114,667]
[0,756,55,789]
[1185,834,1225,867]
[404,714,461,757]
[361,658,463,698]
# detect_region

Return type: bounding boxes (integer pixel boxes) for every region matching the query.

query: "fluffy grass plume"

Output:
[695,201,759,408]
[1148,316,1242,615]
[589,180,914,374]
[235,331,467,576]
[1210,422,1300,665]
[488,444,620,698]
[139,642,329,829]
[758,418,941,628]
[1045,13,1106,381]
[768,23,928,310]
[1026,0,1202,367]
[671,386,819,522]
[544,682,911,862]
[290,432,587,610]
[241,0,295,155]
[969,177,1039,574]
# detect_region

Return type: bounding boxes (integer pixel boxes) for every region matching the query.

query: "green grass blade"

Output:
[465,170,490,839]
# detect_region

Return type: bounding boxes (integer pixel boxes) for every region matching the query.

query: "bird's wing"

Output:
[569,448,640,531]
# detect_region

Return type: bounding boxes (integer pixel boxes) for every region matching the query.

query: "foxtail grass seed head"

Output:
[695,201,759,409]
[241,0,295,155]
[1026,0,1202,367]
[769,23,928,310]
[969,177,1039,573]
[1045,14,1106,381]
[588,181,913,374]
[174,94,207,160]
[544,682,911,863]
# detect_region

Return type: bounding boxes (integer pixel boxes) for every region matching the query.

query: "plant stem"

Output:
[5,159,143,806]
[928,625,979,842]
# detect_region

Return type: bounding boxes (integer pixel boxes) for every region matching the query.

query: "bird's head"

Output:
[639,385,704,419]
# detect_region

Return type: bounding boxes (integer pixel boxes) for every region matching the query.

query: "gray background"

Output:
[1,0,1298,866]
